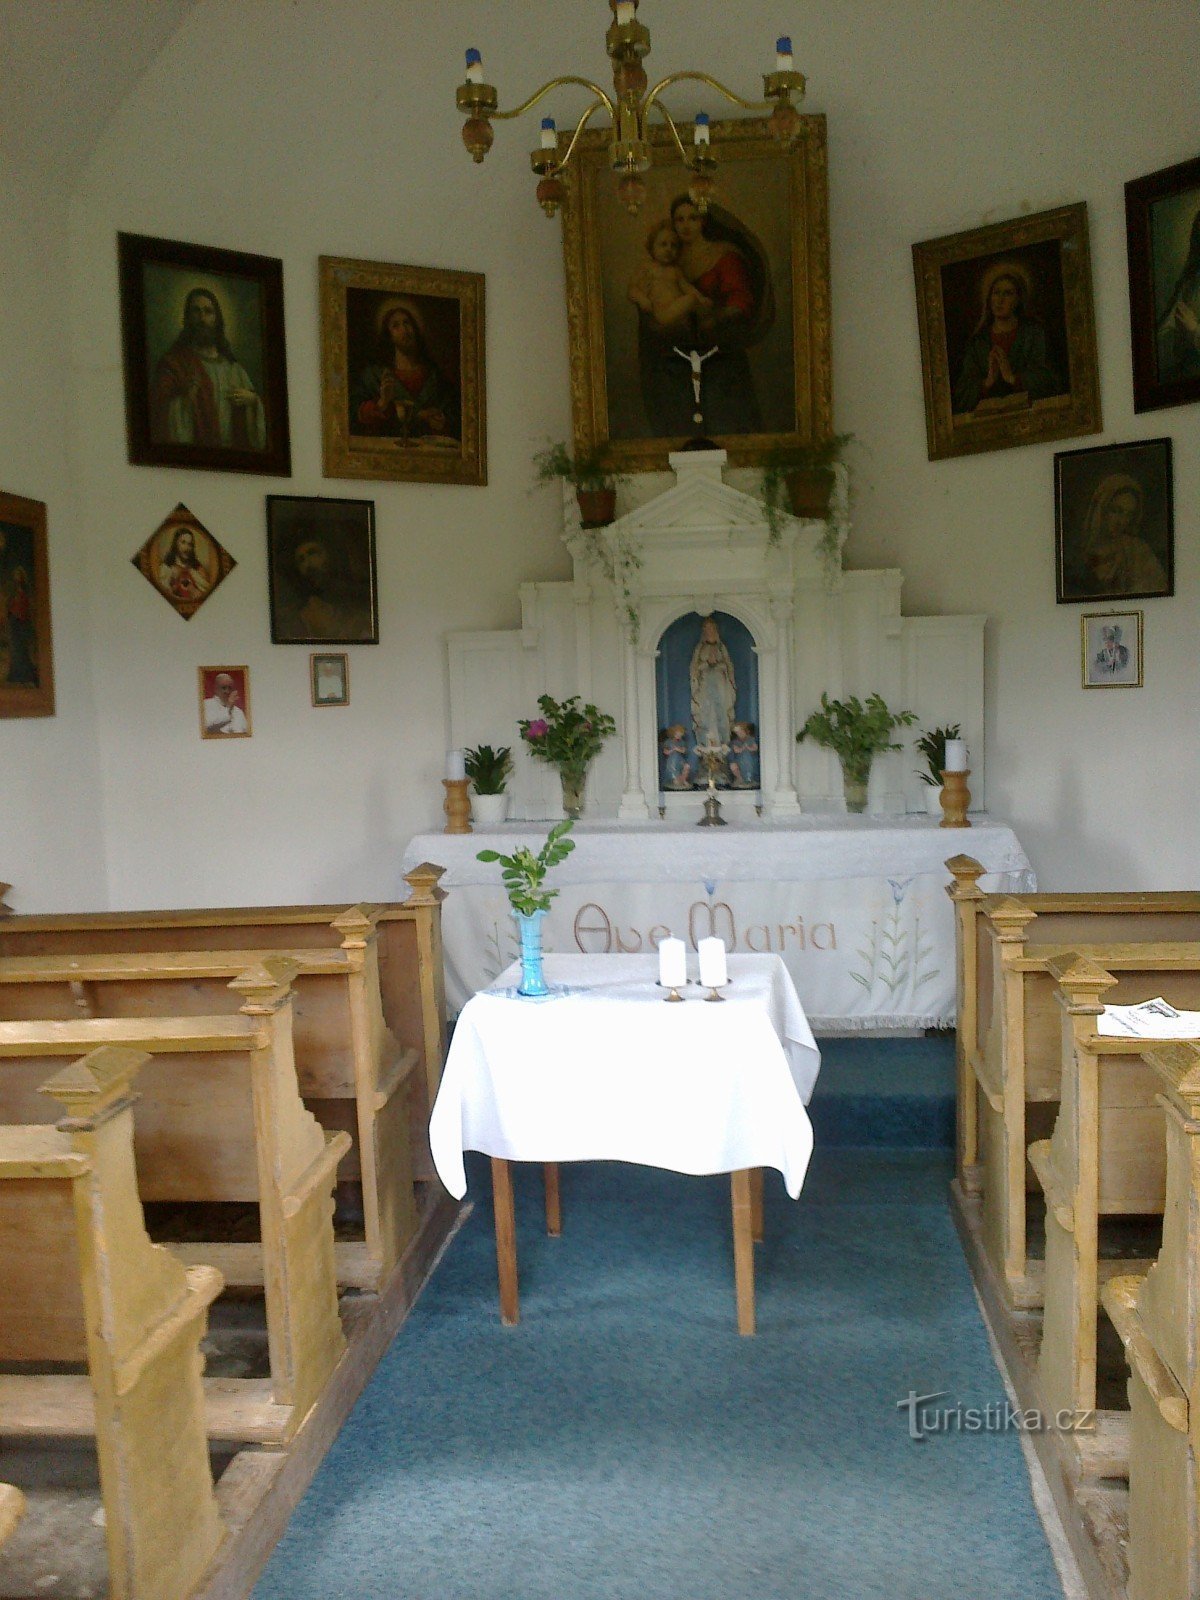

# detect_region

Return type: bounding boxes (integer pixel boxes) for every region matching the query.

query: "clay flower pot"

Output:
[575,487,617,529]
[785,468,835,521]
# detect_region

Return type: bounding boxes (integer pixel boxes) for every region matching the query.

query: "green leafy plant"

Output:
[796,692,917,785]
[914,723,962,787]
[519,694,617,783]
[477,820,576,915]
[759,432,854,561]
[532,440,616,493]
[463,743,513,796]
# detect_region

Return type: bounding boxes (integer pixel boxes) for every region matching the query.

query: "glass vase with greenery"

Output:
[796,691,917,813]
[518,693,617,820]
[477,820,576,996]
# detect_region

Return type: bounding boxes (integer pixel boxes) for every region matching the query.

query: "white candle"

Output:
[694,112,710,147]
[540,116,557,149]
[445,748,467,780]
[465,48,483,84]
[775,34,793,71]
[943,739,967,773]
[658,936,687,989]
[615,2,635,24]
[698,936,728,988]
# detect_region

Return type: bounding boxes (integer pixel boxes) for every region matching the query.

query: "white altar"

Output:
[447,448,987,823]
[400,818,1035,1029]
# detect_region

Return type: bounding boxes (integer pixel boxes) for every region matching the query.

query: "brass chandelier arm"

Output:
[643,69,773,117]
[645,99,692,168]
[491,74,616,123]
[556,99,612,170]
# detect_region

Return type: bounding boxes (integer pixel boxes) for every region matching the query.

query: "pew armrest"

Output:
[374,1046,420,1111]
[281,1131,352,1220]
[112,1263,224,1398]
[1027,1139,1074,1233]
[970,1048,1003,1113]
[1102,1273,1188,1434]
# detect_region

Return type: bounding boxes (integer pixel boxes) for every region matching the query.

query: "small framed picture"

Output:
[912,203,1101,461]
[1125,153,1200,413]
[1054,437,1173,604]
[266,495,378,645]
[310,651,349,707]
[1081,612,1142,689]
[131,503,236,620]
[0,489,55,719]
[118,232,291,477]
[198,665,251,738]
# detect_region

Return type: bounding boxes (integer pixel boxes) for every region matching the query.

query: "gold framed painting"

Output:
[0,490,54,719]
[560,115,832,471]
[913,203,1102,461]
[319,256,486,485]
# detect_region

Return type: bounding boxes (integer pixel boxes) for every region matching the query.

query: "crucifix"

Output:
[672,345,719,431]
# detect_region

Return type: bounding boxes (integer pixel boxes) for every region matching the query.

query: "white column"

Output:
[767,597,802,817]
[617,622,651,819]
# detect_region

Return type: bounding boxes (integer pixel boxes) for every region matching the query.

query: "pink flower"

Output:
[525,719,549,740]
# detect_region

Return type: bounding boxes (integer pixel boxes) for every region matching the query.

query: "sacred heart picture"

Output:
[131,503,237,620]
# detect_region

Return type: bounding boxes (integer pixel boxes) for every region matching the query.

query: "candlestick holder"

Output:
[442,777,473,834]
[939,769,971,828]
[704,982,728,1003]
[661,984,685,1003]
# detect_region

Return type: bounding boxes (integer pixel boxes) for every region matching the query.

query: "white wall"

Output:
[47,0,1200,907]
[0,152,108,912]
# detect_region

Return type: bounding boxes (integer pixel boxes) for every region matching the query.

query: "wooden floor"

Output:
[950,1181,1128,1600]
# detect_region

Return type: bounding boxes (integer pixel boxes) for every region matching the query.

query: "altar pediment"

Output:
[449,450,985,824]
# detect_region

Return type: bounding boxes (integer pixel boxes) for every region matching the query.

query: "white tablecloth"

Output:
[428,952,819,1201]
[401,817,1035,1027]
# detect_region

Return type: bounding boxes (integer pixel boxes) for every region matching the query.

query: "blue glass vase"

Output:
[514,909,549,997]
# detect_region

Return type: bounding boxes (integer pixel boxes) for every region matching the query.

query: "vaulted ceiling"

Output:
[0,0,199,181]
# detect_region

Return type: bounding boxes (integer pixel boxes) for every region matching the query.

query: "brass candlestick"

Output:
[704,983,728,1003]
[442,778,473,834]
[662,985,685,1003]
[939,769,971,828]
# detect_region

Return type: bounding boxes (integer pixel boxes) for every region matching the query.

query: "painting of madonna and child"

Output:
[561,118,832,469]
[657,612,760,794]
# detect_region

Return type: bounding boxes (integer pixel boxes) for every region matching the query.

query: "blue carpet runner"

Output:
[255,1040,1061,1600]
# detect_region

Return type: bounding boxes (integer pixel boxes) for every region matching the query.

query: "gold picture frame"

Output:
[1081,611,1143,690]
[319,256,486,485]
[913,202,1102,461]
[560,115,832,471]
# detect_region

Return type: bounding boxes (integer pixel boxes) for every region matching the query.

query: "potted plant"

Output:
[464,743,514,827]
[477,820,576,996]
[796,691,917,814]
[914,723,962,817]
[759,432,854,557]
[533,440,620,529]
[519,693,617,820]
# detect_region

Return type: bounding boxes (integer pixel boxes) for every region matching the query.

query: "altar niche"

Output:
[656,611,761,806]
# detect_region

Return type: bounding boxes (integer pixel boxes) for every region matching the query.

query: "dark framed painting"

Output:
[1081,611,1143,690]
[913,203,1102,461]
[560,115,832,471]
[1054,437,1173,604]
[0,490,54,719]
[319,256,486,485]
[266,495,378,645]
[131,503,236,620]
[118,231,291,476]
[1126,153,1200,413]
[198,665,251,739]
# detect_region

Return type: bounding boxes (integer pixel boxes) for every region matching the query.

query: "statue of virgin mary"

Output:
[689,615,736,777]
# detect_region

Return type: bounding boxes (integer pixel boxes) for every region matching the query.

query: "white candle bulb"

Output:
[445,748,467,780]
[775,35,793,71]
[615,2,635,25]
[694,112,710,147]
[943,739,968,773]
[658,936,687,989]
[698,937,728,989]
[540,117,557,149]
[465,48,483,84]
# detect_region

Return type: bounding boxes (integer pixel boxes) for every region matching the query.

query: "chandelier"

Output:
[455,1,806,218]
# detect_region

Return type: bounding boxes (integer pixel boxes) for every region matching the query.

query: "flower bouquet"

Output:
[519,693,617,819]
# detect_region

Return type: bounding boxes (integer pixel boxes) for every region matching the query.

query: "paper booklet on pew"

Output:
[1098,998,1200,1039]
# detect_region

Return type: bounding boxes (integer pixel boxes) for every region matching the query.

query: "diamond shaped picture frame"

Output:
[132,503,236,620]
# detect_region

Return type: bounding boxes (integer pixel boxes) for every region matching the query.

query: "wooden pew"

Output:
[946,857,1200,1307]
[1103,1042,1200,1600]
[0,959,350,1444]
[0,1485,25,1548]
[0,942,419,1292]
[0,865,448,1172]
[1029,954,1200,1479]
[0,1047,224,1599]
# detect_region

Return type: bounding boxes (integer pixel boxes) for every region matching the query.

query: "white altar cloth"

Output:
[401,816,1035,1029]
[428,952,819,1201]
